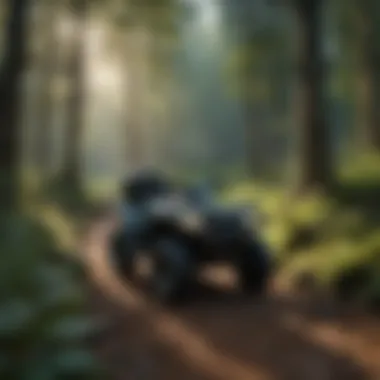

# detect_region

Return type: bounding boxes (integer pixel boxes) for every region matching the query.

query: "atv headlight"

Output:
[181,211,204,232]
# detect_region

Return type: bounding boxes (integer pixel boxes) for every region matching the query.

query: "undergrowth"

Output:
[224,153,380,311]
[0,211,104,379]
[0,169,111,378]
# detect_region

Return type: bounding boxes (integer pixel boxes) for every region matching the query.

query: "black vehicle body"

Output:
[110,170,271,304]
[136,202,256,263]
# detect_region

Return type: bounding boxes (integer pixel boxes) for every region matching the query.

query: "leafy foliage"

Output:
[0,213,102,379]
[224,153,380,308]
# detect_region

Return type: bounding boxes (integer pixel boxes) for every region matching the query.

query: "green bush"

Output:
[223,153,380,309]
[0,213,102,379]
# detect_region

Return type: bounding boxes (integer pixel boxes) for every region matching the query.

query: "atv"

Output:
[109,170,272,304]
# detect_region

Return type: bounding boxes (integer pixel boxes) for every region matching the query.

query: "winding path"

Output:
[82,218,380,380]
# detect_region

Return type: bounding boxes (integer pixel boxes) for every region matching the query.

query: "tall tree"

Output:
[294,0,332,192]
[224,3,291,178]
[0,0,31,211]
[34,0,60,176]
[356,0,380,151]
[119,0,177,171]
[333,0,380,152]
[241,31,289,177]
[123,26,149,171]
[61,0,88,186]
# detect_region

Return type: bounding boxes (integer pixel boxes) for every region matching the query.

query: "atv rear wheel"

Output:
[238,239,272,295]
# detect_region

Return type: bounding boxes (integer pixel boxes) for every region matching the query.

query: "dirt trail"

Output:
[83,219,380,380]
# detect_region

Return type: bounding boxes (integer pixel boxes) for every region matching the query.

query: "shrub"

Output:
[0,214,102,379]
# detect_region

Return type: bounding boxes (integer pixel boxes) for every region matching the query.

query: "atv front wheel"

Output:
[109,229,135,278]
[145,239,194,304]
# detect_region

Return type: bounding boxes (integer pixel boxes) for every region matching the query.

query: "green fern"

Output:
[0,214,102,379]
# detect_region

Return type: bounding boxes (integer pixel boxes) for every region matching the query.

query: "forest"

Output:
[1,0,380,379]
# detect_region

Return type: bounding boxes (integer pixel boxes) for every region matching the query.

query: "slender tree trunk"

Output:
[61,0,87,185]
[0,0,30,211]
[294,0,331,193]
[243,57,261,177]
[243,64,271,178]
[244,100,266,177]
[34,1,59,176]
[357,0,380,151]
[124,27,148,172]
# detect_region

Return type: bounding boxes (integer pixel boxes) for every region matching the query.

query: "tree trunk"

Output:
[61,0,87,186]
[244,100,266,177]
[34,1,59,176]
[0,0,30,211]
[124,27,149,172]
[294,0,332,193]
[243,53,260,177]
[357,0,380,152]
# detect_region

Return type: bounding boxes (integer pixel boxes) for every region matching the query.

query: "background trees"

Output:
[0,0,31,211]
[60,0,88,187]
[293,0,332,192]
[2,0,379,207]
